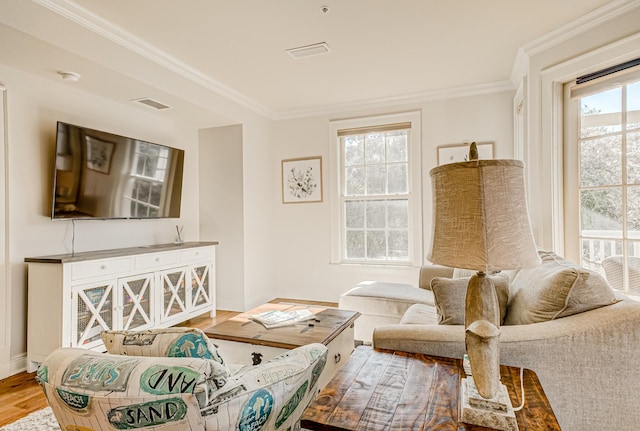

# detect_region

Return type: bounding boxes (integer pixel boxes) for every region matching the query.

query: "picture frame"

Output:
[437,141,494,165]
[86,136,115,174]
[282,156,323,204]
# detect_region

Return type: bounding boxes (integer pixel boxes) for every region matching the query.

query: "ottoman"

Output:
[338,281,435,343]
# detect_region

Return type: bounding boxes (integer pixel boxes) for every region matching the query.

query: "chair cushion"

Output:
[431,273,510,325]
[504,251,619,325]
[101,328,227,369]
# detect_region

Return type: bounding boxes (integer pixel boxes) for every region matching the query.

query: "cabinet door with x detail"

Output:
[158,267,189,324]
[117,273,154,331]
[71,280,115,349]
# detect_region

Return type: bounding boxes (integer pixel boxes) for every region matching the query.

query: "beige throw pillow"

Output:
[504,251,618,325]
[431,272,510,325]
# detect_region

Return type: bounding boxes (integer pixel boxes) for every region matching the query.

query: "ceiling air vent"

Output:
[286,42,331,59]
[132,97,172,110]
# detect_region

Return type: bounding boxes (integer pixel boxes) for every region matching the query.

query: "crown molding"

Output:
[273,81,515,121]
[33,0,276,119]
[521,0,639,57]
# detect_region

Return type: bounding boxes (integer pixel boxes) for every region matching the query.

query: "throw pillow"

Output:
[101,327,227,369]
[430,272,510,325]
[504,251,619,325]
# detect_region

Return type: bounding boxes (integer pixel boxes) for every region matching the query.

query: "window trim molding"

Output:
[329,111,422,266]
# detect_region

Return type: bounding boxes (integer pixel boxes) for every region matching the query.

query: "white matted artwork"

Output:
[437,142,494,165]
[282,156,323,204]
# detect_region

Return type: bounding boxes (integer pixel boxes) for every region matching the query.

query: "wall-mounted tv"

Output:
[52,121,184,220]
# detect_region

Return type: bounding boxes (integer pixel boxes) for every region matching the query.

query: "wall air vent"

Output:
[286,42,331,59]
[132,97,172,110]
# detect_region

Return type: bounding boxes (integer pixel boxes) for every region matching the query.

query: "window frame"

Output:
[563,64,640,296]
[329,111,422,266]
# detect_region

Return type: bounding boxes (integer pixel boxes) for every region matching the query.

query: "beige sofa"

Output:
[339,251,640,431]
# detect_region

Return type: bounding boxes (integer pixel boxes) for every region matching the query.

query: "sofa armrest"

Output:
[373,323,466,358]
[418,264,455,290]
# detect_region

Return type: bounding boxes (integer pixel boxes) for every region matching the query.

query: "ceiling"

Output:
[0,0,627,127]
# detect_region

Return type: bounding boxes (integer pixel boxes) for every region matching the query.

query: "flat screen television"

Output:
[52,121,184,220]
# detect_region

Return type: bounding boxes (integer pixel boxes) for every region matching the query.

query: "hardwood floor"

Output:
[0,299,336,427]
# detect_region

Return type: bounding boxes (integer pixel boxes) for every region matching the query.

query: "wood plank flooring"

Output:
[0,299,335,427]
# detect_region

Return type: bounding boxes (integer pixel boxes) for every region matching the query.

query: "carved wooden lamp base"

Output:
[461,376,518,431]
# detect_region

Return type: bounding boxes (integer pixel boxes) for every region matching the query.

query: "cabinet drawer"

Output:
[135,251,178,270]
[179,247,211,263]
[71,257,131,281]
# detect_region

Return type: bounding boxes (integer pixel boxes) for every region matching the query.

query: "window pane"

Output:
[366,165,386,194]
[344,136,364,166]
[346,231,364,259]
[580,88,621,138]
[582,238,622,267]
[580,136,621,187]
[345,201,364,229]
[137,181,150,203]
[628,132,640,184]
[627,186,640,239]
[366,200,385,229]
[366,231,386,259]
[386,132,408,162]
[628,81,640,130]
[345,166,365,195]
[388,230,408,259]
[388,200,408,229]
[387,164,408,194]
[365,133,385,164]
[580,188,622,237]
[625,243,640,296]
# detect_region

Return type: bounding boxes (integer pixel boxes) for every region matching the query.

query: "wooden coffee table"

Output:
[301,346,561,431]
[204,300,360,388]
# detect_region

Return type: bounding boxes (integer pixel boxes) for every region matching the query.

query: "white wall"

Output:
[198,125,245,311]
[269,91,514,302]
[1,64,201,367]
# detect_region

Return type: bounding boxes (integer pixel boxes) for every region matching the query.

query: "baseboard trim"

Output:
[9,353,27,375]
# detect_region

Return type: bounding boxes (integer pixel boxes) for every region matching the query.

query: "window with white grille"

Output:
[329,112,422,265]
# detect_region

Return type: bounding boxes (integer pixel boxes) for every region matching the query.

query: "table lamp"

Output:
[428,143,540,430]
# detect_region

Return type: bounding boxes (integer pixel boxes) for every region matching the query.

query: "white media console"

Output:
[25,241,217,372]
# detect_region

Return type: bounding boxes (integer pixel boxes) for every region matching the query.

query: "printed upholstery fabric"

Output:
[38,343,328,431]
[101,328,226,366]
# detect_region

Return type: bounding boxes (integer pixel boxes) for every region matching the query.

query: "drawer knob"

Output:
[334,353,341,364]
[100,265,107,270]
[155,257,160,262]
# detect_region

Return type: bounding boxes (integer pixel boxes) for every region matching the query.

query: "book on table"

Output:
[250,309,316,329]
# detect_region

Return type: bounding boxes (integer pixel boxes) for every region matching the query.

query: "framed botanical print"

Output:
[281,156,323,204]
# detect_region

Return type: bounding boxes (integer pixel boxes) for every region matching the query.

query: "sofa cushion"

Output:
[504,251,619,325]
[431,273,510,325]
[399,303,439,324]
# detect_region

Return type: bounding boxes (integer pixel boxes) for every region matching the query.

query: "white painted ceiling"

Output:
[0,0,625,126]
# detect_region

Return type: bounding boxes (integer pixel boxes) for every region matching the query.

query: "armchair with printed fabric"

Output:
[36,327,327,431]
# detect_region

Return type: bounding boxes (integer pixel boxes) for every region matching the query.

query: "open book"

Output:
[249,309,316,329]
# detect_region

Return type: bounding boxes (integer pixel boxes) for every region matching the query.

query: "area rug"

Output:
[0,407,59,431]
